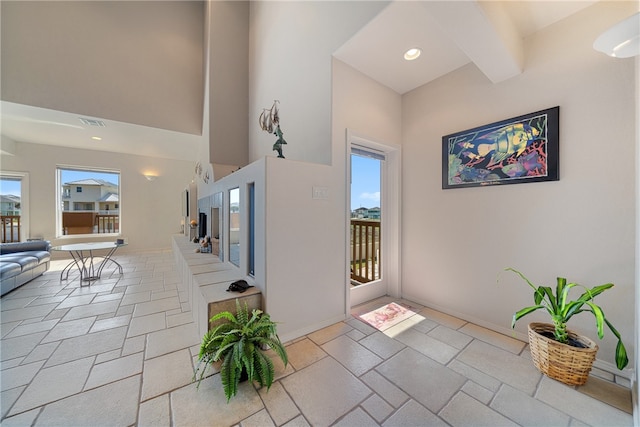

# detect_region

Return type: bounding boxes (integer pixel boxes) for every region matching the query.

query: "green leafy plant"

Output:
[506,267,628,370]
[195,299,288,401]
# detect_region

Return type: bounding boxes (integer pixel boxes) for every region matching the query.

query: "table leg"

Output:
[95,246,124,278]
[60,258,81,281]
[76,249,95,285]
[59,246,125,285]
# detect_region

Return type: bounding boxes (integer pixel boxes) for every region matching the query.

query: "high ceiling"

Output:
[334,0,597,94]
[1,1,598,161]
[1,102,203,162]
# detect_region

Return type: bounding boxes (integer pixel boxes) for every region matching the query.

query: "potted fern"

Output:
[195,299,288,401]
[505,267,628,385]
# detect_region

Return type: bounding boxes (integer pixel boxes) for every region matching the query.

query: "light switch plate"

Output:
[312,186,329,200]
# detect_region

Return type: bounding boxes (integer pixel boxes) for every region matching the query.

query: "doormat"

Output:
[355,302,417,331]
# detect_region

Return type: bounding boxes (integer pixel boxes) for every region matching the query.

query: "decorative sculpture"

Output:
[259,100,287,158]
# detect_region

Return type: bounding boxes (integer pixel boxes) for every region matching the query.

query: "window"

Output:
[248,183,255,276]
[0,174,27,242]
[228,187,240,267]
[57,166,120,236]
[73,202,93,211]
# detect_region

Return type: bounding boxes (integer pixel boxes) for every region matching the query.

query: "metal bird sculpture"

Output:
[259,100,287,158]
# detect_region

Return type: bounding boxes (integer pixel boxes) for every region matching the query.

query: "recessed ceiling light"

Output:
[91,136,102,141]
[404,47,422,61]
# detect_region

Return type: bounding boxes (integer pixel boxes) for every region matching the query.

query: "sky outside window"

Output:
[60,170,119,185]
[351,154,380,211]
[0,171,120,197]
[0,178,21,196]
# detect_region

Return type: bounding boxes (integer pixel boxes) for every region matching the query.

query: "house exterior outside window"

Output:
[57,168,120,236]
[0,195,21,216]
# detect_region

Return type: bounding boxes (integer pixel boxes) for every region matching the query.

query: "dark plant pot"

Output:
[527,322,598,386]
[239,368,249,383]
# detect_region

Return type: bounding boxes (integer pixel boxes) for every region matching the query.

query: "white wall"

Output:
[196,159,266,288]
[192,1,397,341]
[226,1,387,339]
[263,157,346,340]
[1,1,204,135]
[207,1,249,168]
[402,2,636,375]
[634,41,640,423]
[194,55,403,339]
[195,156,344,342]
[248,1,388,165]
[332,58,403,306]
[1,142,194,253]
[332,59,402,150]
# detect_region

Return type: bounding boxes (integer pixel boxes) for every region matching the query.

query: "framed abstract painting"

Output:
[442,106,559,189]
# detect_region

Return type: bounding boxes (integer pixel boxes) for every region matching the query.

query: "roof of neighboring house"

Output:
[0,195,21,203]
[64,179,118,187]
[98,193,119,202]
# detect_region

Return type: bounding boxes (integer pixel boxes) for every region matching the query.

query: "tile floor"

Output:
[0,250,634,426]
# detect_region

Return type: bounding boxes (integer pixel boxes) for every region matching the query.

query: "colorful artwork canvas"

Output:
[442,107,559,189]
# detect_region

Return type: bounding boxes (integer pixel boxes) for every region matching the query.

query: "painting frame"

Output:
[442,106,559,189]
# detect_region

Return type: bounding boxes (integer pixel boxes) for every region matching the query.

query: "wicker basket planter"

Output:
[527,322,598,386]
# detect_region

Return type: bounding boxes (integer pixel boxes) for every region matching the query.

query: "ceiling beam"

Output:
[1,135,17,156]
[420,0,523,84]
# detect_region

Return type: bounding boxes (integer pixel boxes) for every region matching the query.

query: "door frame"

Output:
[346,129,401,308]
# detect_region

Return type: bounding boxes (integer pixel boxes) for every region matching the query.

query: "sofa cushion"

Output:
[0,240,51,255]
[0,255,39,271]
[0,262,22,279]
[19,251,51,263]
[0,241,52,297]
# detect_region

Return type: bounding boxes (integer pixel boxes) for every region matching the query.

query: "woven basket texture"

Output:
[527,322,598,386]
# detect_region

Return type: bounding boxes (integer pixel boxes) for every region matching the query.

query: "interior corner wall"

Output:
[331,59,402,151]
[248,1,388,166]
[1,142,194,253]
[401,1,636,374]
[196,155,344,342]
[263,157,346,341]
[331,57,403,305]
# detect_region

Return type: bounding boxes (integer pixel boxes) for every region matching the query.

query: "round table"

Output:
[52,242,127,285]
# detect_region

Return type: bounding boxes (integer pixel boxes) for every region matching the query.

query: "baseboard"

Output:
[403,292,635,381]
[279,313,348,344]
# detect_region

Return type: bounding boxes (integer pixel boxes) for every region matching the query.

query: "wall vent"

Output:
[79,117,106,127]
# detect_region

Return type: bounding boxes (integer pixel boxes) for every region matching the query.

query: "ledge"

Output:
[172,235,261,338]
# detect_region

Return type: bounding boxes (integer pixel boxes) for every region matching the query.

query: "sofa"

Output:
[0,240,52,296]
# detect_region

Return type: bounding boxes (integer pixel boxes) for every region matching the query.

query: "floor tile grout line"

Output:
[2,253,634,426]
[1,297,74,418]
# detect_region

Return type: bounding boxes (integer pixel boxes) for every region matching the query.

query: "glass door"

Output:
[349,146,387,306]
[347,132,401,309]
[350,149,383,285]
